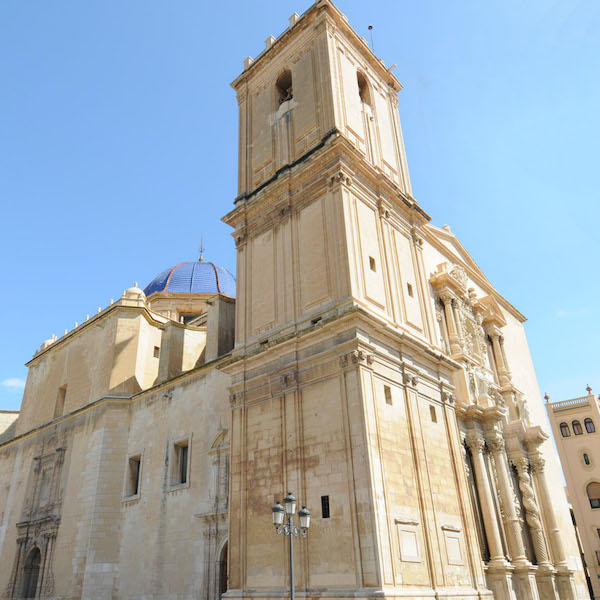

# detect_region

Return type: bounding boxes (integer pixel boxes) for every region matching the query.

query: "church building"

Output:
[0,1,589,599]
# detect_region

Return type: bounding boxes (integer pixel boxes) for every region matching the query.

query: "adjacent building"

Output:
[547,389,600,599]
[0,1,589,599]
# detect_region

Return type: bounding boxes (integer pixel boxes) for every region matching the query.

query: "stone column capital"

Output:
[529,455,546,474]
[484,431,506,454]
[511,456,529,473]
[438,290,455,305]
[465,430,485,454]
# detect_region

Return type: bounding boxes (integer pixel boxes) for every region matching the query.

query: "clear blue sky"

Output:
[1,1,598,411]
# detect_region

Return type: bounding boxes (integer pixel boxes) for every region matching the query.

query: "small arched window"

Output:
[585,418,596,434]
[588,482,600,508]
[276,69,293,105]
[357,71,371,106]
[573,420,584,435]
[560,422,571,437]
[584,453,591,466]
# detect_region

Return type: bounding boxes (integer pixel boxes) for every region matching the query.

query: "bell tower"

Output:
[222,2,490,600]
[225,0,424,353]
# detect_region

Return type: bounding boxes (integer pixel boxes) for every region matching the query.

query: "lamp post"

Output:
[272,492,311,600]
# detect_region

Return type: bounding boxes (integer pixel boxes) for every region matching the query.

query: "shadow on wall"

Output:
[0,419,18,444]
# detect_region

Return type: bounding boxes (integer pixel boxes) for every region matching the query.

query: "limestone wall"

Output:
[0,363,231,599]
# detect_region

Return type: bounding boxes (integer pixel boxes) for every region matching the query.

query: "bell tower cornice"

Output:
[230,0,402,94]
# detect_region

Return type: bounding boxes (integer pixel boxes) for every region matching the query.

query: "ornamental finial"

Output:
[587,384,593,394]
[199,236,205,262]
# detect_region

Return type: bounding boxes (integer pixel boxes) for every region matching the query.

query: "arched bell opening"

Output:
[276,69,293,105]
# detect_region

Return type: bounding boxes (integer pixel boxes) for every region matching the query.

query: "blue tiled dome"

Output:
[144,261,236,298]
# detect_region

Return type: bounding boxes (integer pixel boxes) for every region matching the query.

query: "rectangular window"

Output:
[153,346,160,358]
[384,385,392,405]
[369,256,376,272]
[407,283,414,297]
[125,455,141,497]
[171,439,190,486]
[597,528,600,543]
[321,495,330,519]
[596,550,600,566]
[430,405,437,423]
[54,386,67,419]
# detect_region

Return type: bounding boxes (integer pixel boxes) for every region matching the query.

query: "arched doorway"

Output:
[22,547,41,598]
[218,542,228,599]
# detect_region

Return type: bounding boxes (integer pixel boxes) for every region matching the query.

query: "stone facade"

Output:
[0,1,589,599]
[547,390,600,599]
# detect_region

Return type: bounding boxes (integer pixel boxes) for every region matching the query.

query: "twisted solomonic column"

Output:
[485,431,529,565]
[511,456,552,569]
[465,430,507,565]
[529,454,569,570]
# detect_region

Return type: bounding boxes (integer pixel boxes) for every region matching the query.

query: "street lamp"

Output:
[271,493,311,600]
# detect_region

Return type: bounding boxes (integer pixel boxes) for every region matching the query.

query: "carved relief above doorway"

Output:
[5,436,66,598]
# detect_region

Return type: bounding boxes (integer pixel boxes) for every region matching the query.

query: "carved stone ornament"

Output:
[229,391,245,407]
[328,171,352,187]
[441,391,455,405]
[450,266,468,289]
[529,455,545,474]
[465,431,485,453]
[402,373,419,387]
[279,205,292,219]
[411,225,424,247]
[511,456,545,541]
[235,232,248,247]
[339,350,374,368]
[377,198,390,219]
[281,370,298,388]
[485,432,506,454]
[5,435,66,598]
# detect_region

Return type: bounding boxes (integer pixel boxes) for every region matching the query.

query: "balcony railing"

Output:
[550,396,591,411]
